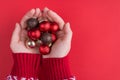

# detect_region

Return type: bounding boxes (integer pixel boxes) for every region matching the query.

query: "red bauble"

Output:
[51,34,57,42]
[50,22,59,32]
[39,45,50,55]
[28,29,41,40]
[39,21,51,32]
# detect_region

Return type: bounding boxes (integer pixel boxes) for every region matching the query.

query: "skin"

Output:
[10,7,73,58]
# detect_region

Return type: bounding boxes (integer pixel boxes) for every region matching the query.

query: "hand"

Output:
[10,8,42,54]
[10,7,73,57]
[42,8,73,58]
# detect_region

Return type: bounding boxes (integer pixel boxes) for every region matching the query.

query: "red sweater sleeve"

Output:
[7,53,41,80]
[40,55,75,80]
[7,53,75,80]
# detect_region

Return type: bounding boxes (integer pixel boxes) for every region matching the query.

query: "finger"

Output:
[43,7,49,17]
[56,31,64,38]
[42,7,53,21]
[38,8,42,20]
[47,10,65,30]
[63,23,73,42]
[20,9,35,29]
[20,29,27,42]
[11,23,21,44]
[33,8,41,18]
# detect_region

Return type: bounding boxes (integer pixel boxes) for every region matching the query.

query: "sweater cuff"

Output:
[11,53,41,78]
[41,56,72,80]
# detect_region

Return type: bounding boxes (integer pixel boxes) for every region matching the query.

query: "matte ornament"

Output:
[27,18,39,29]
[40,32,52,45]
[36,40,43,46]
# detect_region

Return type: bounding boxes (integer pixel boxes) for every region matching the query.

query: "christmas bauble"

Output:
[48,43,52,47]
[51,34,57,42]
[26,39,36,48]
[39,21,51,32]
[27,18,39,29]
[28,29,41,40]
[39,18,48,23]
[50,22,59,32]
[26,17,59,55]
[36,40,43,46]
[39,45,50,55]
[40,32,52,45]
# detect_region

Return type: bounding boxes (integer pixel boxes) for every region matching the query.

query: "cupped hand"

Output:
[42,8,73,58]
[10,8,42,54]
[10,7,73,57]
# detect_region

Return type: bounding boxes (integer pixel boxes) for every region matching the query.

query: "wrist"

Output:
[42,52,69,58]
[11,53,41,78]
[41,55,73,80]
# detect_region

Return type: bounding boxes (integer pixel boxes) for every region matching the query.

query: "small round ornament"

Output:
[27,18,39,30]
[40,32,52,45]
[39,21,51,32]
[38,18,48,23]
[26,39,36,48]
[36,40,43,47]
[28,29,41,40]
[39,45,50,55]
[50,22,59,32]
[51,34,57,42]
[48,43,52,47]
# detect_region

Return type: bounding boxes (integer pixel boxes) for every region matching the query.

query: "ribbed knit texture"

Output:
[40,56,72,80]
[11,53,41,79]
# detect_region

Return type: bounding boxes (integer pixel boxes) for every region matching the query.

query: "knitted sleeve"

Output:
[7,53,41,80]
[7,53,75,80]
[40,55,76,80]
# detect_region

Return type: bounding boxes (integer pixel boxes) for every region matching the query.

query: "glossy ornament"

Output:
[51,34,57,42]
[39,45,50,55]
[48,43,52,47]
[26,39,36,48]
[50,22,59,32]
[28,29,41,40]
[39,21,51,32]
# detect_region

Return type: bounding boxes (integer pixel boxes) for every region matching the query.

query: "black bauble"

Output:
[27,18,39,29]
[40,32,52,45]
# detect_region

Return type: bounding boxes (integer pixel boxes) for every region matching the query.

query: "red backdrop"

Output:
[0,0,120,80]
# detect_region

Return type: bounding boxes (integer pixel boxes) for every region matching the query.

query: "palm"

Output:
[50,38,69,57]
[42,8,72,58]
[13,41,39,53]
[10,8,41,54]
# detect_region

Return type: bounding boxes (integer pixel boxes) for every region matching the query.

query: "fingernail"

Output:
[66,22,70,26]
[36,8,40,11]
[30,9,35,13]
[15,23,20,29]
[15,23,18,26]
[44,7,49,10]
[47,10,52,14]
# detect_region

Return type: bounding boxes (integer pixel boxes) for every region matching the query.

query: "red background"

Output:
[0,0,120,80]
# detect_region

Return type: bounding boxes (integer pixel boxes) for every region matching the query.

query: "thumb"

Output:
[11,23,21,44]
[63,22,73,42]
